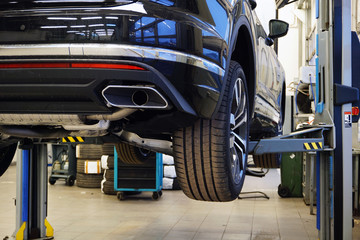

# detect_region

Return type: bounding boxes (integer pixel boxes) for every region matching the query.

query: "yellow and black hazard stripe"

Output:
[62,136,84,143]
[304,142,323,150]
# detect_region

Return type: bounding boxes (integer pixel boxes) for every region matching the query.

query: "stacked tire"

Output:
[101,144,117,195]
[162,155,181,190]
[76,144,103,188]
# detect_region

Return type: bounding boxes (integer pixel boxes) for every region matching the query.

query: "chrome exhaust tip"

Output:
[131,90,149,106]
[102,85,169,109]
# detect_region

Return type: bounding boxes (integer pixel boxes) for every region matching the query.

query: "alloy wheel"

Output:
[229,77,248,184]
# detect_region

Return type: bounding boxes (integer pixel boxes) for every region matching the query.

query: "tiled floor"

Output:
[0,164,357,240]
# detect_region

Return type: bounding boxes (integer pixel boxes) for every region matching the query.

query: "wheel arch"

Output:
[210,14,256,120]
[230,22,256,119]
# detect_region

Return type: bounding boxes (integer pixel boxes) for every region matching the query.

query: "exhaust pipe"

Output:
[132,90,149,106]
[102,85,169,109]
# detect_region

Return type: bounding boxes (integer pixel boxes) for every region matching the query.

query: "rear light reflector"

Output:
[353,107,359,116]
[71,63,145,70]
[0,63,70,68]
[0,62,146,70]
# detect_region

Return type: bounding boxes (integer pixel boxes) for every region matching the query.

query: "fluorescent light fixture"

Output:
[106,24,116,27]
[81,16,102,20]
[35,0,104,2]
[89,24,104,27]
[70,25,86,28]
[105,16,119,20]
[40,26,68,29]
[47,17,77,21]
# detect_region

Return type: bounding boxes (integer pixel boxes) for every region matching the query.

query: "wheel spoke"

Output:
[229,134,235,148]
[232,131,246,152]
[234,141,245,172]
[233,112,247,130]
[234,79,245,121]
[234,80,240,107]
[230,147,240,183]
[230,113,235,128]
[234,141,244,156]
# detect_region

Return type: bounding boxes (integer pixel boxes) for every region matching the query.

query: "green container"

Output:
[278,152,303,197]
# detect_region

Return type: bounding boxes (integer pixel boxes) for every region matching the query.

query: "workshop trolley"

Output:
[49,144,76,186]
[114,150,163,200]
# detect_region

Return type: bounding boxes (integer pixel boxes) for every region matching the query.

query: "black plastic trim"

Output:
[0,60,196,116]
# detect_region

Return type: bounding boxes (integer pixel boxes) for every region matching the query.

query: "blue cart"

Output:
[114,150,163,200]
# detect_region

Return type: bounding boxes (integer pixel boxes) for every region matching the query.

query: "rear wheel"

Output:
[173,61,249,202]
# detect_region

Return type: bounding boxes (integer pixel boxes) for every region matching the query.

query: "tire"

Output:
[173,61,249,202]
[76,159,85,173]
[173,178,181,190]
[102,144,115,156]
[115,143,155,165]
[76,159,103,174]
[253,153,281,168]
[76,144,102,159]
[76,173,103,188]
[102,180,117,195]
[102,156,115,169]
[104,169,114,181]
[0,143,18,177]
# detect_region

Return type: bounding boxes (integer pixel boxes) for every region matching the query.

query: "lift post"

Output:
[14,140,53,240]
[316,0,355,238]
[251,0,356,238]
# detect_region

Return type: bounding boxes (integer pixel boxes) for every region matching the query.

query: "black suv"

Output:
[0,0,288,201]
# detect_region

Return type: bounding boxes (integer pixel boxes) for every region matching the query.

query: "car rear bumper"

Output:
[0,43,225,77]
[0,44,224,118]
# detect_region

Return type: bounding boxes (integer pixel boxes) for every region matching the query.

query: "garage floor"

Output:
[0,163,359,240]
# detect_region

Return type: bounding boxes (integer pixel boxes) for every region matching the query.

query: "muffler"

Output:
[102,85,169,109]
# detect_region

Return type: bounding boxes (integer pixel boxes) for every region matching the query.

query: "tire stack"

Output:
[253,153,282,168]
[162,154,181,190]
[101,144,117,195]
[76,144,103,188]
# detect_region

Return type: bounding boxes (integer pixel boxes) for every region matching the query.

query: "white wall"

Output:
[254,0,276,34]
[278,4,300,95]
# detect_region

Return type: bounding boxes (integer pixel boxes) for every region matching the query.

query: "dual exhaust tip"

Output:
[102,85,169,109]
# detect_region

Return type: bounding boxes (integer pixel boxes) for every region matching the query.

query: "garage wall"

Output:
[278,4,300,96]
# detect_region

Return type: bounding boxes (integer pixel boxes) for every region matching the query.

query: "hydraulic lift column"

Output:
[317,0,355,238]
[333,0,353,239]
[14,140,53,240]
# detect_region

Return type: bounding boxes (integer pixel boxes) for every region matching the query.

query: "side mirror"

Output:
[268,19,289,39]
[249,0,257,10]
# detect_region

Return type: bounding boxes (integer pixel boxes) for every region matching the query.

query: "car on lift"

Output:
[0,0,288,201]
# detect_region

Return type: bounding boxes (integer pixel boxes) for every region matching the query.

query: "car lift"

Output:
[10,0,356,239]
[14,140,53,240]
[251,0,356,239]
